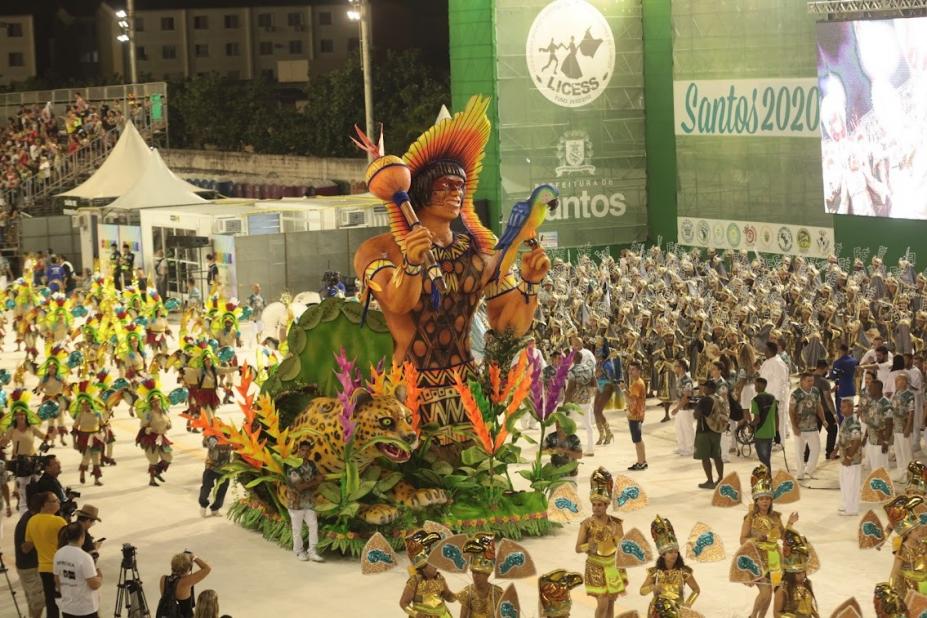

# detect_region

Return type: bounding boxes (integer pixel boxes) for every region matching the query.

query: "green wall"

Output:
[642,0,677,245]
[448,0,503,232]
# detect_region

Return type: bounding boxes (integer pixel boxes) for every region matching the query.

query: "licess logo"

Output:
[525,0,615,108]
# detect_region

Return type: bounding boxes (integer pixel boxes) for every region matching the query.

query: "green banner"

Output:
[150,93,163,122]
[494,0,648,249]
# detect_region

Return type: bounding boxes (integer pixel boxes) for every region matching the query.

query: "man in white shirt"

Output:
[859,333,884,366]
[861,345,893,388]
[759,341,791,444]
[54,522,102,618]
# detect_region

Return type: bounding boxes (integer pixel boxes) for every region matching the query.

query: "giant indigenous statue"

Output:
[353,96,551,437]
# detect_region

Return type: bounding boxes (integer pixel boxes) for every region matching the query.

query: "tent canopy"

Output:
[58,121,153,201]
[105,149,208,210]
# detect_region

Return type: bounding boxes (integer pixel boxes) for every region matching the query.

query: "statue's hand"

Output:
[404,227,433,267]
[519,245,550,283]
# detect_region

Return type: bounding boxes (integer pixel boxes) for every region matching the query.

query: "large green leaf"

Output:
[460,445,490,466]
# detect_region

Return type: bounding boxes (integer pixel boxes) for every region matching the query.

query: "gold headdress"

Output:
[781,527,810,573]
[590,466,614,504]
[907,460,927,496]
[884,495,923,538]
[873,582,907,617]
[751,465,773,501]
[650,515,679,555]
[404,529,441,569]
[538,569,583,618]
[463,533,496,574]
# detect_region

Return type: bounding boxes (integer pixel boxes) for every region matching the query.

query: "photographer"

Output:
[159,552,212,618]
[23,491,67,618]
[27,454,68,514]
[53,522,102,618]
[198,436,231,517]
[1,401,48,514]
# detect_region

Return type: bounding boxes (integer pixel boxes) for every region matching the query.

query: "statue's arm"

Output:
[354,237,423,315]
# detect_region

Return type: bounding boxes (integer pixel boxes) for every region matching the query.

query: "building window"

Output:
[261,68,275,80]
[289,12,305,26]
[348,37,359,52]
[8,52,24,67]
[289,40,303,54]
[193,15,209,30]
[194,44,209,58]
[6,23,23,37]
[259,41,273,55]
[136,46,148,61]
[134,17,144,32]
[162,45,177,60]
[257,13,272,28]
[161,16,175,31]
[224,14,239,29]
[225,42,240,57]
[320,39,334,54]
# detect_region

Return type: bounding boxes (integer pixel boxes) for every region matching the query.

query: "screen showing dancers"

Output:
[817,17,927,219]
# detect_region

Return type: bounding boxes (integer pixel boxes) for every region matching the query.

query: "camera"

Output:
[8,454,51,478]
[121,543,137,569]
[61,487,80,519]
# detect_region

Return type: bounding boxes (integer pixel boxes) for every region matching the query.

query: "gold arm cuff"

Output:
[685,591,699,607]
[363,258,395,288]
[517,279,539,297]
[578,543,590,553]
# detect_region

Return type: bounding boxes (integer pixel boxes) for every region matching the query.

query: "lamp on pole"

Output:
[347,0,374,161]
[115,1,138,84]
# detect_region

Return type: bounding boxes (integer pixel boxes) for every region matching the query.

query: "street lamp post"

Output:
[115,1,138,84]
[348,0,374,161]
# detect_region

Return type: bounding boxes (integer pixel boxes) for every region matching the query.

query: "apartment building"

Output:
[0,15,37,86]
[99,1,360,83]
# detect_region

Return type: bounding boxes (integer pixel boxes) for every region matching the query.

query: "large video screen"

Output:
[817,17,927,219]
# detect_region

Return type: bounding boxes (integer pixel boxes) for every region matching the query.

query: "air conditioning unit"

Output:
[215,217,243,235]
[340,209,367,227]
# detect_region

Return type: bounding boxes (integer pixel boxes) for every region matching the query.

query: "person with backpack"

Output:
[751,377,779,471]
[694,380,727,489]
[158,552,211,618]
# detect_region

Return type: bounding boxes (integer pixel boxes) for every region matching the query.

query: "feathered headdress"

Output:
[0,389,40,431]
[69,380,102,418]
[39,345,69,378]
[353,96,497,255]
[211,299,242,334]
[136,377,169,416]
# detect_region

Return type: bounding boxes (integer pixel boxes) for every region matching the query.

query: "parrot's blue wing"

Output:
[494,201,531,251]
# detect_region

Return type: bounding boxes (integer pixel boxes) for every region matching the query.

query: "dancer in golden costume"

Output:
[399,530,455,617]
[772,528,818,617]
[640,515,700,617]
[575,467,626,617]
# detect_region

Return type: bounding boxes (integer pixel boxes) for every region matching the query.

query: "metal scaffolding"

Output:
[808,0,927,16]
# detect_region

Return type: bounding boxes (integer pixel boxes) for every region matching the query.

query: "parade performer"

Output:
[640,515,700,617]
[34,346,70,445]
[890,372,915,480]
[353,96,551,442]
[836,397,862,516]
[772,528,818,618]
[135,378,173,487]
[457,533,505,618]
[186,346,232,430]
[144,295,172,371]
[575,467,627,617]
[740,465,799,618]
[885,495,927,594]
[0,390,46,513]
[399,529,455,617]
[873,582,908,618]
[210,299,242,402]
[115,322,146,382]
[69,380,105,486]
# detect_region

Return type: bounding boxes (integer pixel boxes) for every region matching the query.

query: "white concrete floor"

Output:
[0,334,891,617]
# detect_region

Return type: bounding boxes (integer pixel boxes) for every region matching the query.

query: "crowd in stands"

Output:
[0,93,151,200]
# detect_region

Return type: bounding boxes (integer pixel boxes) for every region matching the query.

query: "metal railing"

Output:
[0,82,168,125]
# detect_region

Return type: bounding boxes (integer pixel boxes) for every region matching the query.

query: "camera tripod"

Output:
[0,551,24,618]
[114,555,150,618]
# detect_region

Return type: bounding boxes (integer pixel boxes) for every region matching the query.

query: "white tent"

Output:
[106,149,208,210]
[58,120,153,201]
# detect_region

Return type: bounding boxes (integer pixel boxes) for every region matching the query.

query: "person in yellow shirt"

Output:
[23,490,67,618]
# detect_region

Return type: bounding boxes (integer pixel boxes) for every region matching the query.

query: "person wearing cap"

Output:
[75,505,103,559]
[891,372,916,481]
[640,515,700,616]
[398,529,455,617]
[575,467,626,617]
[837,397,863,516]
[772,528,818,617]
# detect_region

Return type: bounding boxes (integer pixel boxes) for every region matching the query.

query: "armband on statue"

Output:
[517,275,541,301]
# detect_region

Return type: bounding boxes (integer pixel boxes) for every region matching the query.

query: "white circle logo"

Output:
[525,0,615,108]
